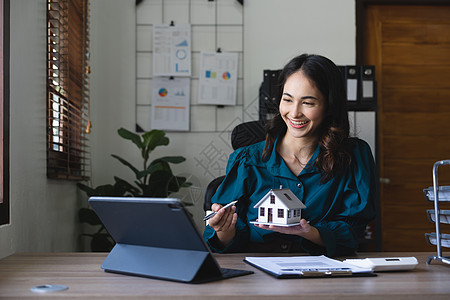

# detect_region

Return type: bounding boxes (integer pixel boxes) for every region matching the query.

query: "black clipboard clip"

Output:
[215,47,225,109]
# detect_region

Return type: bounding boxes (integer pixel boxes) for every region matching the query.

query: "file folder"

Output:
[345,66,359,102]
[360,65,375,104]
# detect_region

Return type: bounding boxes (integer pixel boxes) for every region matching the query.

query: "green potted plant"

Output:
[78,128,191,251]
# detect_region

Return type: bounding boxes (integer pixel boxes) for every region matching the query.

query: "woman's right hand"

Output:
[208,203,238,246]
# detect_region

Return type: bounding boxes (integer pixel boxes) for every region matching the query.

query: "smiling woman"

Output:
[0,0,9,226]
[203,54,377,257]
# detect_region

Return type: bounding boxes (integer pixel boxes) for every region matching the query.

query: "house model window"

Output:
[253,188,306,226]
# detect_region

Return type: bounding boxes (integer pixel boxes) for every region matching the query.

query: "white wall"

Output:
[0,0,81,259]
[89,0,137,187]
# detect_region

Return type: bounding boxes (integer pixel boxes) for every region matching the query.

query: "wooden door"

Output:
[361,4,450,251]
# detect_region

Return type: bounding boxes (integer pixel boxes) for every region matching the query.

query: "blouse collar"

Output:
[266,134,321,178]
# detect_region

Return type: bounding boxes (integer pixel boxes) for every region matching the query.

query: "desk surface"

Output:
[0,252,449,299]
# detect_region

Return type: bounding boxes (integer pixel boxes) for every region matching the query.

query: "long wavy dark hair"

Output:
[262,54,351,182]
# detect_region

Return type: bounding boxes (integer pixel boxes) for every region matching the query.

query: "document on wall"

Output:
[153,24,191,77]
[198,51,238,106]
[151,77,190,131]
[244,255,374,279]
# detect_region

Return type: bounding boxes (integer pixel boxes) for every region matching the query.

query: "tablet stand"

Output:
[102,243,223,283]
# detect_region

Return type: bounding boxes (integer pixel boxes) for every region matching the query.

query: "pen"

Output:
[203,200,238,221]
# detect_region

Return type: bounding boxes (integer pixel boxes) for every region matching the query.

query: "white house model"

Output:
[253,188,306,226]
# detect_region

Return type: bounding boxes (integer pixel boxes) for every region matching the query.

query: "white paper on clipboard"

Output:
[244,255,373,278]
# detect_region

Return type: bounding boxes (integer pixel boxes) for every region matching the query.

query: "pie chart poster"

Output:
[151,77,190,131]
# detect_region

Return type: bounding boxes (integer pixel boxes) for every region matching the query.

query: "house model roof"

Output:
[254,188,306,209]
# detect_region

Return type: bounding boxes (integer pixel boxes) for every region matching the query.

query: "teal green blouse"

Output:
[203,137,377,257]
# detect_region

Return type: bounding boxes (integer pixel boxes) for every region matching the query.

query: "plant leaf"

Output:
[167,175,191,193]
[159,156,186,164]
[143,130,169,152]
[181,181,192,188]
[90,233,115,252]
[136,160,172,181]
[143,170,173,197]
[118,128,143,150]
[135,161,169,180]
[111,154,140,178]
[94,184,117,196]
[77,183,97,196]
[113,176,140,196]
[168,176,182,193]
[149,159,172,172]
[99,184,124,196]
[78,181,128,197]
[78,208,102,225]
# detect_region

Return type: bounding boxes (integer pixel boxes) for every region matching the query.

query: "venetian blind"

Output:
[47,0,90,180]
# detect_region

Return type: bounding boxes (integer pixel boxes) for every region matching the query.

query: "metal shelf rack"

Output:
[425,160,450,265]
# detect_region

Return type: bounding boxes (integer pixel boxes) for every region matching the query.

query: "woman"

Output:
[203,54,377,257]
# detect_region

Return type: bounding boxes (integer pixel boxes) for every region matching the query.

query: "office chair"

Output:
[203,120,266,212]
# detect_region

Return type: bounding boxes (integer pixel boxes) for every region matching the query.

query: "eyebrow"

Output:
[282,92,318,100]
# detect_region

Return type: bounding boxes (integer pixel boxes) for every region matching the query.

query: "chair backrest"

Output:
[231,120,266,150]
[203,120,266,211]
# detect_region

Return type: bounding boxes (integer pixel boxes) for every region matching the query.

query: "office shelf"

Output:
[425,160,450,265]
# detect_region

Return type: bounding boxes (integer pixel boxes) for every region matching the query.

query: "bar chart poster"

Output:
[153,24,191,77]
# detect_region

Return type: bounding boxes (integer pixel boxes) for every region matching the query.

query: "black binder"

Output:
[259,69,282,122]
[89,197,253,283]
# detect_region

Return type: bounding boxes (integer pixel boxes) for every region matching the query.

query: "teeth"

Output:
[290,119,308,126]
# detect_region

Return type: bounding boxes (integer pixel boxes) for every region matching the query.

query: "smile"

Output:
[288,119,309,128]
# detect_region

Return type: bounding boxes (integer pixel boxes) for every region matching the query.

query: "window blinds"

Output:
[47,0,90,180]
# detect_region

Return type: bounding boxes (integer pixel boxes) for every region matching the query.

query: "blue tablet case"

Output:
[88,197,252,283]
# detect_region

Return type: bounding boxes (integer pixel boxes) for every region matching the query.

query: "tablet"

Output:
[89,197,253,283]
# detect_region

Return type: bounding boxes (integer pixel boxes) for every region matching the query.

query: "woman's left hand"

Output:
[254,219,325,246]
[255,219,311,235]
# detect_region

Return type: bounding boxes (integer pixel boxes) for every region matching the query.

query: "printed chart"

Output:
[151,77,190,131]
[198,51,238,106]
[153,24,191,77]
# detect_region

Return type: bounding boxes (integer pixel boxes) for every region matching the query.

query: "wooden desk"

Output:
[0,252,449,299]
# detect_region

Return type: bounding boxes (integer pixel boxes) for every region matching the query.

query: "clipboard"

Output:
[244,255,376,279]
